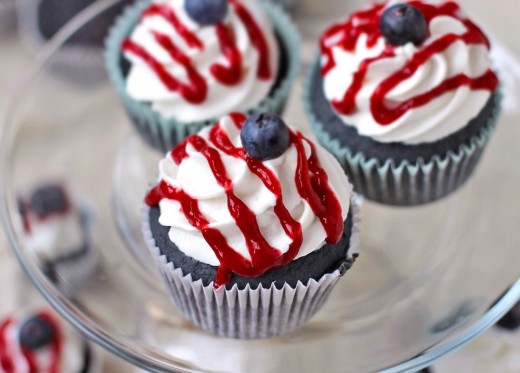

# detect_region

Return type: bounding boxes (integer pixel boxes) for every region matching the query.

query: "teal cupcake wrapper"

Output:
[304,59,503,206]
[105,0,301,152]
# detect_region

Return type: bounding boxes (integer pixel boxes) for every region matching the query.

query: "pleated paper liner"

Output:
[142,198,360,339]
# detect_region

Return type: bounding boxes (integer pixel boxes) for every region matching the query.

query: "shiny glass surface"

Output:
[1,1,519,372]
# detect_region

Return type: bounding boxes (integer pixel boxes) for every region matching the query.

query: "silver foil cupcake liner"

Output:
[142,198,360,339]
[304,60,503,206]
[105,0,301,153]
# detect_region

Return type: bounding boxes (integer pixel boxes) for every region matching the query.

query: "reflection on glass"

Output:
[18,183,100,291]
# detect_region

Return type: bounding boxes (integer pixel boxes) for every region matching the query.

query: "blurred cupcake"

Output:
[16,0,132,86]
[105,0,300,152]
[18,184,100,289]
[0,309,101,372]
[0,0,17,34]
[142,112,359,339]
[304,1,501,206]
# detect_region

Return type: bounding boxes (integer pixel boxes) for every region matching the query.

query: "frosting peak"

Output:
[320,1,498,144]
[123,0,279,121]
[146,113,352,287]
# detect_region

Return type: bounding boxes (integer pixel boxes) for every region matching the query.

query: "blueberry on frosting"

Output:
[241,113,290,161]
[379,4,428,46]
[19,316,55,350]
[185,0,229,26]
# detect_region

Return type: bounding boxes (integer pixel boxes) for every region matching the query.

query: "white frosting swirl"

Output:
[322,1,494,144]
[155,115,352,266]
[125,0,279,122]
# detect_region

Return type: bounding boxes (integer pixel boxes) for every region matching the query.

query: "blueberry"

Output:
[379,4,428,46]
[29,185,69,217]
[19,316,55,350]
[240,113,290,161]
[185,0,229,26]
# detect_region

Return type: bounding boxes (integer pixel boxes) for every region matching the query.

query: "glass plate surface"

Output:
[1,1,519,372]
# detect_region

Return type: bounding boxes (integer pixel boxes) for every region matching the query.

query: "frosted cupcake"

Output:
[18,184,99,288]
[305,1,501,206]
[16,0,133,86]
[105,0,300,152]
[143,112,360,339]
[0,309,101,372]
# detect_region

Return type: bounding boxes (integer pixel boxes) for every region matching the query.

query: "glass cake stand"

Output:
[1,0,519,372]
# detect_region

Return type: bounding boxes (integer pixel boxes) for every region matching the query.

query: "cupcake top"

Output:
[146,112,352,287]
[122,0,279,122]
[320,0,499,144]
[0,309,92,372]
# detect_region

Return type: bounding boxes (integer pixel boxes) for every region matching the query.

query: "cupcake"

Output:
[305,1,502,206]
[16,0,132,86]
[0,309,101,372]
[105,0,300,152]
[142,112,360,339]
[18,184,100,288]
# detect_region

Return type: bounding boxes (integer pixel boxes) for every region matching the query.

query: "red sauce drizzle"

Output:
[146,114,343,287]
[152,30,208,100]
[211,24,243,85]
[0,311,63,373]
[320,1,498,125]
[171,137,189,165]
[122,39,207,104]
[19,200,32,234]
[320,3,385,76]
[21,186,72,236]
[142,4,203,50]
[292,133,344,243]
[123,1,272,105]
[229,0,272,80]
[0,318,15,373]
